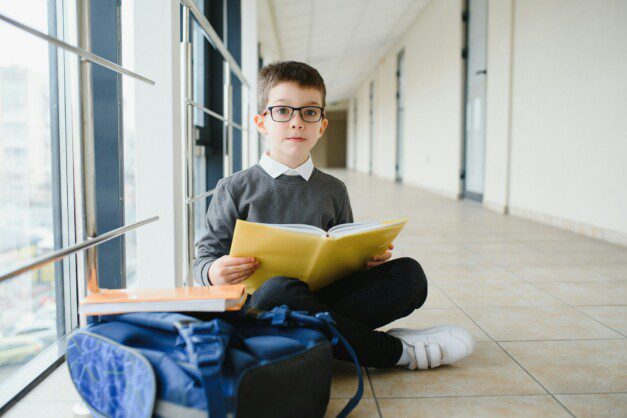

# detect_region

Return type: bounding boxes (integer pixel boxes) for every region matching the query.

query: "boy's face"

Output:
[254,82,328,167]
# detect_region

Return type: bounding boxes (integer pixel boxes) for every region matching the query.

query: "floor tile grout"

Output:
[427,278,578,417]
[506,269,627,337]
[364,368,383,418]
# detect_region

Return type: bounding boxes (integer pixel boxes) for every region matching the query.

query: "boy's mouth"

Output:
[286,137,306,142]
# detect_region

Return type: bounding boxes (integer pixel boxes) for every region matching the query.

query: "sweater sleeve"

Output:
[193,179,240,286]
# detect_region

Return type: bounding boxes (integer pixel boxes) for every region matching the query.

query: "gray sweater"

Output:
[193,164,354,285]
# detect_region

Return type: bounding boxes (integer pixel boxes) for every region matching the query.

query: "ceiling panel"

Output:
[263,0,429,102]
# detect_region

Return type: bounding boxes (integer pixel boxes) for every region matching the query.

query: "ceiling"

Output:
[260,0,430,104]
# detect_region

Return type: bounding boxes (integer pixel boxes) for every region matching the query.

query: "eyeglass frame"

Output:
[262,105,326,123]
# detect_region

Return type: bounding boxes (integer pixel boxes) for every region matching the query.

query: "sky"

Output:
[0,1,51,76]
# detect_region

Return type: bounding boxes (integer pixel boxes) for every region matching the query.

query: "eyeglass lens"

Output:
[271,106,322,122]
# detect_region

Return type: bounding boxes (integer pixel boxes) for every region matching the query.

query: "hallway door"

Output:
[395,49,405,183]
[462,0,487,201]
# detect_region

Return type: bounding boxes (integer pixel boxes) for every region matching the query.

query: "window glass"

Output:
[0,0,61,383]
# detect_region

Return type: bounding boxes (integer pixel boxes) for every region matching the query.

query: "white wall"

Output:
[373,56,397,181]
[485,0,627,244]
[351,0,464,198]
[483,0,513,213]
[133,0,183,288]
[354,82,372,173]
[351,0,627,245]
[241,0,260,167]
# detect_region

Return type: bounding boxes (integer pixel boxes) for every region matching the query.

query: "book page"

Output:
[328,219,406,238]
[327,221,378,235]
[306,219,407,291]
[263,223,325,236]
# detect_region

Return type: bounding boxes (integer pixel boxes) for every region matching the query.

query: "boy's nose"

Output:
[290,110,305,129]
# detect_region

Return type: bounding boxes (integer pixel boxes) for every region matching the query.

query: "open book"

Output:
[79,285,247,316]
[230,218,407,293]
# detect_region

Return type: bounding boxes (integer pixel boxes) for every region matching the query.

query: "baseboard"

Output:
[509,206,627,247]
[483,200,508,214]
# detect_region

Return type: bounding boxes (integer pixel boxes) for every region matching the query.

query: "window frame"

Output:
[90,0,126,290]
[0,0,82,412]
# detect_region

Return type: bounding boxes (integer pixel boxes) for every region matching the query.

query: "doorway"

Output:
[462,0,487,201]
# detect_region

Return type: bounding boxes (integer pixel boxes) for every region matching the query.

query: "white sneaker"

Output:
[388,326,476,370]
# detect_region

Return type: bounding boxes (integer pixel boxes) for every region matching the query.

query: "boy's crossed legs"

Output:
[245,257,475,369]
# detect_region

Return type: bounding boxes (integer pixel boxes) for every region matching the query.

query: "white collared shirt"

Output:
[258,152,315,181]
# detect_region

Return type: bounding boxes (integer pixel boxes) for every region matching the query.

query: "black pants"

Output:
[244,257,428,368]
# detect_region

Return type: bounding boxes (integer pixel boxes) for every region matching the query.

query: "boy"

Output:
[194,61,475,370]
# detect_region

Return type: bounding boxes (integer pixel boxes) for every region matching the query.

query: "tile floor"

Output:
[5,169,627,417]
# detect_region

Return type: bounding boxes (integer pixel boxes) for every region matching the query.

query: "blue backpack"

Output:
[66,306,363,418]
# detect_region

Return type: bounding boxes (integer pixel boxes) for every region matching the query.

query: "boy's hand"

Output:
[366,243,394,269]
[208,255,260,285]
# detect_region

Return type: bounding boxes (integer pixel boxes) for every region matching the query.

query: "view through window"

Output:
[0,0,61,385]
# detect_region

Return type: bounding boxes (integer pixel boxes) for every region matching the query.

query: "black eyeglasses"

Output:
[263,105,325,123]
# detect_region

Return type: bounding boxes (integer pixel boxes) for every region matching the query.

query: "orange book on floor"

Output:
[79,285,247,316]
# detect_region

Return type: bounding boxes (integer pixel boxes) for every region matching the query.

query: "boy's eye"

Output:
[304,109,319,116]
[276,107,290,114]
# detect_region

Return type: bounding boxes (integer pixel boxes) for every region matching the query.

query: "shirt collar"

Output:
[259,152,315,181]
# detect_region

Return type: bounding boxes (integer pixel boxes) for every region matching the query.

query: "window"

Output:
[0,0,70,407]
[189,0,243,243]
[0,0,250,410]
[0,0,139,409]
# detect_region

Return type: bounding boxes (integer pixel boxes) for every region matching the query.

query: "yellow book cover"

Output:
[229,218,407,293]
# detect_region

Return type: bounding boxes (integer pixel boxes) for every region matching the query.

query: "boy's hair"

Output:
[257,61,326,113]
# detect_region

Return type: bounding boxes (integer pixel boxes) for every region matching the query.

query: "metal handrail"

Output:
[188,188,216,203]
[0,216,159,284]
[180,0,249,88]
[0,13,155,85]
[231,121,245,131]
[189,100,248,131]
[189,100,227,122]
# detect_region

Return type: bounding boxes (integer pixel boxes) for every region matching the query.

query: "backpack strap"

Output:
[250,306,364,418]
[174,318,237,418]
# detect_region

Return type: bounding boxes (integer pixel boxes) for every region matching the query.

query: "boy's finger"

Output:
[224,257,256,266]
[229,275,250,284]
[226,266,256,278]
[228,270,256,283]
[371,251,391,261]
[226,262,258,273]
[388,243,394,250]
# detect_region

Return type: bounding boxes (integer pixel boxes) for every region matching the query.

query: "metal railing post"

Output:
[181,5,195,286]
[77,0,99,294]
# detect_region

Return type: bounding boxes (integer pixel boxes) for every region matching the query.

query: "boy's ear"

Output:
[253,114,267,135]
[319,118,329,135]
